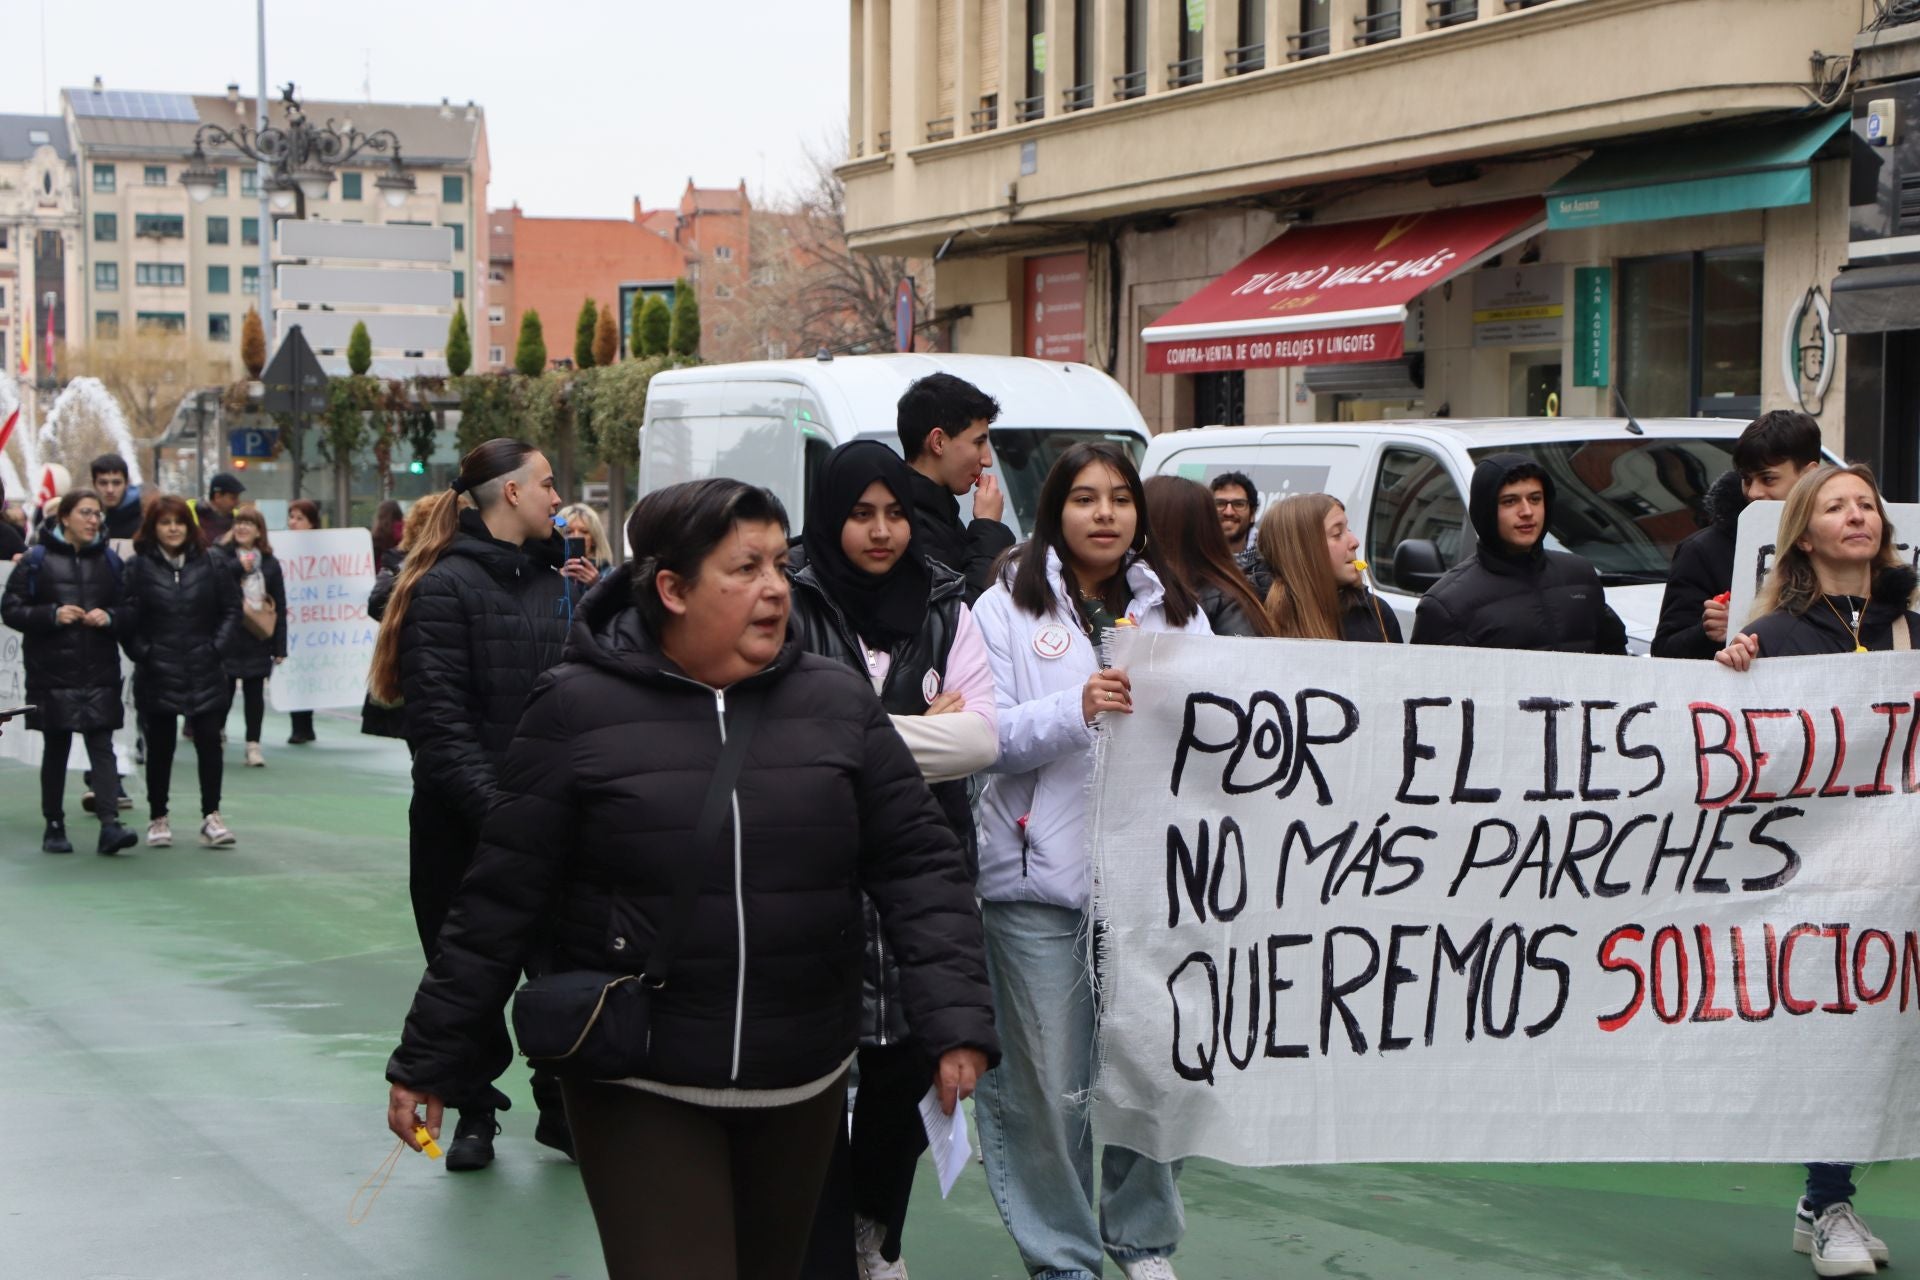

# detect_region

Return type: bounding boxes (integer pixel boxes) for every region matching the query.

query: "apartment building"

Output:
[0,115,82,385]
[842,0,1865,470]
[63,83,488,373]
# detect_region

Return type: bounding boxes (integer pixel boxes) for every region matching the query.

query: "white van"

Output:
[638,353,1150,539]
[1142,417,1762,654]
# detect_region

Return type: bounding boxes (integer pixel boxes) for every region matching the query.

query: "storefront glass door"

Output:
[1619,248,1762,420]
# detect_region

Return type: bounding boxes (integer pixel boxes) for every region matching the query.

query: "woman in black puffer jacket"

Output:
[386,478,997,1280]
[2,489,138,856]
[122,495,242,849]
[213,507,288,768]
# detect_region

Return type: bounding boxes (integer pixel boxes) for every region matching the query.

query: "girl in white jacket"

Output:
[970,442,1211,1280]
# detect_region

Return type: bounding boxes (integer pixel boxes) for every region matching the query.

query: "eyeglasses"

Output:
[1213,499,1250,512]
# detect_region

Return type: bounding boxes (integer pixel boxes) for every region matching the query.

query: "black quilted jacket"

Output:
[121,544,241,716]
[386,574,998,1099]
[398,511,570,812]
[1,530,126,732]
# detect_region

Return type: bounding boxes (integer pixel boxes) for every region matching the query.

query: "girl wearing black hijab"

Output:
[789,440,998,1280]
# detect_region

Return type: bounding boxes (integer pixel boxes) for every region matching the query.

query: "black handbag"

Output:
[510,691,763,1079]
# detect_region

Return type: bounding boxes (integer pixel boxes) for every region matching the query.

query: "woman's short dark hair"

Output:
[625,479,789,632]
[135,494,204,553]
[288,498,322,529]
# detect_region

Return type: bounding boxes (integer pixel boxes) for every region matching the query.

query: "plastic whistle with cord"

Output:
[346,1126,441,1226]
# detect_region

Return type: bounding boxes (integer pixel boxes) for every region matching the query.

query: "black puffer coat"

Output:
[1742,565,1920,656]
[905,468,1014,604]
[1653,469,1747,659]
[121,544,241,717]
[1411,453,1627,654]
[212,545,288,679]
[361,548,407,739]
[0,517,29,561]
[398,510,571,811]
[1,529,126,732]
[386,575,999,1101]
[790,558,976,1045]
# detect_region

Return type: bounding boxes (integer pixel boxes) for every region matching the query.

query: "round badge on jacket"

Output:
[1033,623,1073,659]
[922,668,942,703]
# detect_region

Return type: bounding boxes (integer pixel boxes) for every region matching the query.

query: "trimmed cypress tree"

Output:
[593,301,619,367]
[629,292,646,358]
[240,307,266,378]
[515,309,548,377]
[574,297,598,370]
[445,303,472,376]
[347,320,373,376]
[639,294,671,357]
[669,277,700,357]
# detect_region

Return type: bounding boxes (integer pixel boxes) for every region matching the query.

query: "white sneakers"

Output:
[244,742,265,768]
[854,1216,907,1280]
[1118,1258,1180,1280]
[1796,1199,1888,1277]
[146,818,171,848]
[200,813,236,847]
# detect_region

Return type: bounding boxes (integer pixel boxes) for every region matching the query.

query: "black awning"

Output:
[1830,264,1920,334]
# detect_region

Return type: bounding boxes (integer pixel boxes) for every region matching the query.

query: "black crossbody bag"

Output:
[510,691,763,1079]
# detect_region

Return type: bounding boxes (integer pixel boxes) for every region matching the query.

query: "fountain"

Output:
[40,377,145,488]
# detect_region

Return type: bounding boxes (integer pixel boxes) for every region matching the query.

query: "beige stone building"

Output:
[63,83,488,374]
[0,115,82,388]
[841,0,1862,451]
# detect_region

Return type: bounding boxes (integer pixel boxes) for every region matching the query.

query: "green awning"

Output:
[1546,113,1848,230]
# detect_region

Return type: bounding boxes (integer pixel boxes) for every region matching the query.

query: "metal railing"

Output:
[971,95,999,131]
[1226,42,1267,74]
[1113,68,1148,99]
[925,116,956,142]
[1064,82,1094,111]
[1168,55,1205,87]
[877,130,892,151]
[1505,0,1554,8]
[1014,93,1046,122]
[1427,0,1477,27]
[1355,7,1401,44]
[1287,26,1330,59]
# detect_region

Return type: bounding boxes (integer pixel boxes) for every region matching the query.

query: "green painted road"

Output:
[1,707,1913,1279]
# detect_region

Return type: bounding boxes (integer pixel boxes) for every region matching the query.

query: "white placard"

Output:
[1728,500,1920,629]
[1089,632,1920,1166]
[270,529,377,713]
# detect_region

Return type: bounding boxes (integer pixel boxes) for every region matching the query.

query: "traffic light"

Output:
[408,460,426,475]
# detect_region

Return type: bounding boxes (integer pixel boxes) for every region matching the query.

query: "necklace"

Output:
[1821,594,1869,653]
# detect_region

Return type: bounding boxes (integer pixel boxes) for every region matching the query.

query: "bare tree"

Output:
[63,332,230,478]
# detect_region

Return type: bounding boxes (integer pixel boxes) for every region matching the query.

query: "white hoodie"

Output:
[972,550,1212,908]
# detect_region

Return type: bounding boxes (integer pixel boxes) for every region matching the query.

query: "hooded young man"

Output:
[1411,452,1626,654]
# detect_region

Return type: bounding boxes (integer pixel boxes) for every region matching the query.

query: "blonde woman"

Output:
[558,502,613,574]
[1250,494,1400,642]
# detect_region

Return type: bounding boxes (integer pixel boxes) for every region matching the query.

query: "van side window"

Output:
[802,432,832,518]
[1369,448,1466,592]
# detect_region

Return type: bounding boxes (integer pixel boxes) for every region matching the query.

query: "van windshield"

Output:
[1467,437,1736,582]
[992,429,1148,533]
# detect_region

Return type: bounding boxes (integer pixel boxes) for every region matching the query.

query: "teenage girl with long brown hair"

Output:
[1142,476,1273,636]
[1251,493,1401,642]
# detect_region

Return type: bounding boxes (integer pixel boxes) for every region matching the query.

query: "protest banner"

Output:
[270,528,377,713]
[1728,499,1920,630]
[1089,632,1920,1166]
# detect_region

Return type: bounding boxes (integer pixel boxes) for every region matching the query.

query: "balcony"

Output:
[1063,82,1094,112]
[1227,42,1267,74]
[1014,94,1046,123]
[971,95,999,132]
[926,116,956,143]
[1355,7,1401,45]
[1114,69,1148,100]
[1168,56,1205,88]
[1429,0,1478,28]
[1288,26,1331,60]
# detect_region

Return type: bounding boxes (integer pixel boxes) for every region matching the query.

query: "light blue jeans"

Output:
[973,899,1185,1280]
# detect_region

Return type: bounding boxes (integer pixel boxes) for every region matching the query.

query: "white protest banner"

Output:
[271,528,377,712]
[1728,499,1920,629]
[1090,632,1920,1166]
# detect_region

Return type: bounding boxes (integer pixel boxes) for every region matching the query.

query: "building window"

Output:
[208,265,231,294]
[1292,0,1331,58]
[442,174,464,204]
[488,306,505,325]
[242,266,261,295]
[488,267,506,283]
[92,163,116,192]
[211,168,228,196]
[136,311,187,333]
[95,262,119,291]
[1230,0,1267,73]
[135,213,185,239]
[488,345,505,365]
[242,217,260,246]
[714,322,731,338]
[714,244,733,261]
[135,263,188,287]
[96,311,119,339]
[340,171,362,200]
[446,222,465,252]
[1619,249,1763,420]
[453,270,465,298]
[1359,0,1400,44]
[715,284,733,300]
[208,313,232,341]
[1021,0,1047,121]
[1174,0,1206,85]
[241,168,258,196]
[1191,371,1246,427]
[1065,0,1095,107]
[94,212,117,242]
[144,164,168,186]
[207,216,229,245]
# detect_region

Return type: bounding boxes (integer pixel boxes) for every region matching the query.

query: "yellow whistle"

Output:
[414,1126,442,1159]
[1352,559,1369,572]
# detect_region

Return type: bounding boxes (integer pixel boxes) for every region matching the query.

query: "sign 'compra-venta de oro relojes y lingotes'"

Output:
[1089,632,1920,1167]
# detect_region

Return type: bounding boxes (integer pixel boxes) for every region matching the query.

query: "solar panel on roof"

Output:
[68,89,198,122]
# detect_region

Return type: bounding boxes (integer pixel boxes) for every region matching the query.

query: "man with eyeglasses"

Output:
[1209,471,1258,555]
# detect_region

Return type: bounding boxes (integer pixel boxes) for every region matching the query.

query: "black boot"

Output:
[42,820,73,855]
[534,1107,576,1161]
[97,821,138,856]
[444,1110,499,1172]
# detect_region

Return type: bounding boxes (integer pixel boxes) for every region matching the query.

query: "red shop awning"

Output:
[1142,198,1545,374]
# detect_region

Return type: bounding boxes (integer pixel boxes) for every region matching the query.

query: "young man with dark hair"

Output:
[1412,453,1626,653]
[1652,410,1824,659]
[1208,472,1258,554]
[90,454,145,543]
[896,372,1012,602]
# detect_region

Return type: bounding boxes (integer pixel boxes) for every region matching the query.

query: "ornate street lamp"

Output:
[181,83,417,213]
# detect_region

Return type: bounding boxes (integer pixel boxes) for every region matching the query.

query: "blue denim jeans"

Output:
[973,900,1185,1279]
[1806,1163,1857,1211]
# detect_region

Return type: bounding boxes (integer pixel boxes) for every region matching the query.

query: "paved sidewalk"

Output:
[1,707,1913,1278]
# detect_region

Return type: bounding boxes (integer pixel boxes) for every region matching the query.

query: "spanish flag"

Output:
[17,319,28,377]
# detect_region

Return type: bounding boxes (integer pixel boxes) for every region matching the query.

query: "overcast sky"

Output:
[16,0,849,216]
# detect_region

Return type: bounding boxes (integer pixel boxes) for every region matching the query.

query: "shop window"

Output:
[1368,447,1466,593]
[1191,371,1246,428]
[1619,249,1762,420]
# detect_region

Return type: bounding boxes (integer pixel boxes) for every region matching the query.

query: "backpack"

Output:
[21,542,126,603]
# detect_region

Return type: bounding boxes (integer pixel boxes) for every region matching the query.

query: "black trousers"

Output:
[145,710,225,820]
[800,1042,935,1276]
[41,728,119,823]
[563,1074,847,1280]
[226,677,265,742]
